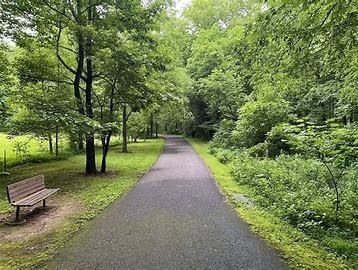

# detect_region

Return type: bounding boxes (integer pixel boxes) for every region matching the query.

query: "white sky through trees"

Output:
[175,0,192,11]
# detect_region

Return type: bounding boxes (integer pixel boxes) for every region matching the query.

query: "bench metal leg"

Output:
[43,199,46,208]
[15,206,20,222]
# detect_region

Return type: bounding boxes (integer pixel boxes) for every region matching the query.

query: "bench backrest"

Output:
[6,175,45,203]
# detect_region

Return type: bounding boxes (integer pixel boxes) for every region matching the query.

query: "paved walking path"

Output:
[55,136,287,269]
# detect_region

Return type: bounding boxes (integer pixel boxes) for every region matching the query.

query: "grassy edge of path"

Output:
[186,138,350,270]
[0,139,164,269]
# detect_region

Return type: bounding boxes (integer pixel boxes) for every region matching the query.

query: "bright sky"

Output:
[175,0,192,11]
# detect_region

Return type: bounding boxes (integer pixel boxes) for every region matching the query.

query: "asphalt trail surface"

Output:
[55,136,287,269]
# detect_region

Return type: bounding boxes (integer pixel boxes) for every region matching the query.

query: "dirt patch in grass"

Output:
[0,197,82,242]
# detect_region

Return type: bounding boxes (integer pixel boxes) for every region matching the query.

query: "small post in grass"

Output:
[1,150,10,176]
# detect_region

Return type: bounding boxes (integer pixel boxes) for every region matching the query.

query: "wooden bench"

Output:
[6,175,60,222]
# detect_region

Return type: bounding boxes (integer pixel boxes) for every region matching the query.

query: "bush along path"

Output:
[187,138,352,269]
[52,136,286,269]
[0,139,164,269]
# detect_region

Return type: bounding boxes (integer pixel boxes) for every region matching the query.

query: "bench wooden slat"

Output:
[6,175,45,203]
[7,177,44,192]
[12,189,50,206]
[9,182,45,200]
[8,178,43,191]
[13,188,60,206]
[23,189,58,205]
[7,175,44,190]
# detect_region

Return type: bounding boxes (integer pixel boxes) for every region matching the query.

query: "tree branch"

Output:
[81,0,106,14]
[42,0,75,23]
[59,45,77,54]
[126,109,133,121]
[67,1,79,22]
[319,2,338,28]
[56,25,77,76]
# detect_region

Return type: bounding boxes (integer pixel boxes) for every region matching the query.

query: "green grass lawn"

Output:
[0,133,69,165]
[186,138,350,270]
[0,139,164,269]
[0,133,44,160]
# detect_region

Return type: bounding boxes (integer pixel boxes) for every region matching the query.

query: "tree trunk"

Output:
[122,106,128,153]
[84,83,97,173]
[74,34,85,151]
[155,120,158,138]
[55,124,59,156]
[48,134,53,154]
[55,3,85,151]
[100,81,115,173]
[85,135,96,174]
[150,113,154,138]
[84,16,97,174]
[101,131,112,173]
[78,133,84,150]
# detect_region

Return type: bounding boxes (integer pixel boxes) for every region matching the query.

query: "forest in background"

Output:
[0,0,357,268]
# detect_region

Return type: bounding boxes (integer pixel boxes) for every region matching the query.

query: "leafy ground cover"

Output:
[0,139,164,269]
[187,138,355,270]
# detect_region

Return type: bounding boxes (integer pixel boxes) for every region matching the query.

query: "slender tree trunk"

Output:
[48,134,53,154]
[101,131,112,173]
[122,106,128,153]
[84,66,97,173]
[150,113,154,138]
[101,138,108,173]
[84,7,97,174]
[74,34,85,150]
[155,120,158,138]
[100,81,115,173]
[333,181,340,222]
[55,124,59,156]
[143,125,146,142]
[55,4,85,151]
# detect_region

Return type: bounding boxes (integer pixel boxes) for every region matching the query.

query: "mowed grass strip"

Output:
[0,133,68,160]
[186,138,349,270]
[0,139,164,269]
[0,133,72,168]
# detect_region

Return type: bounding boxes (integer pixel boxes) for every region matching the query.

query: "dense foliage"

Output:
[179,0,357,267]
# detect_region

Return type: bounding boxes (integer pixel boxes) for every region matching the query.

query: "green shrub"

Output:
[230,153,357,232]
[213,148,236,164]
[247,143,268,158]
[266,123,294,157]
[209,143,358,265]
[232,98,290,147]
[6,151,73,168]
[210,119,237,149]
[13,141,30,158]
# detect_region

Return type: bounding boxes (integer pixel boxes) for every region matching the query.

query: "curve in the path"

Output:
[55,136,287,270]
